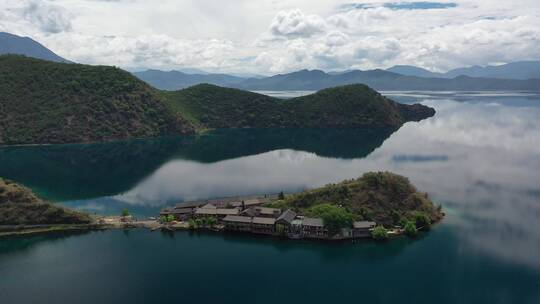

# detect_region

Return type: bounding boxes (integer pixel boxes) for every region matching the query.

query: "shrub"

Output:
[404,221,418,237]
[414,212,431,230]
[371,226,388,240]
[121,208,130,217]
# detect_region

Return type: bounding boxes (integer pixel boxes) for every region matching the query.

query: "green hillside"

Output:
[0,177,92,225]
[164,83,435,130]
[161,84,284,129]
[268,171,443,227]
[0,55,194,145]
[0,55,435,145]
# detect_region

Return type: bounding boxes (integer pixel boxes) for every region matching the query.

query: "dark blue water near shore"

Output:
[1,91,540,303]
[1,226,539,304]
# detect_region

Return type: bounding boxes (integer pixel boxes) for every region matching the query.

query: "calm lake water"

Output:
[1,91,540,304]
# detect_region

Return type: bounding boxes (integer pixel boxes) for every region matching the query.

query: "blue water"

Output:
[1,91,540,303]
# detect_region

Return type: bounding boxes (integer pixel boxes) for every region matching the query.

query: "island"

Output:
[0,55,435,145]
[1,172,443,240]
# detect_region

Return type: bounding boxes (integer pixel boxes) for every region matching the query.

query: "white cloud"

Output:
[269,9,327,38]
[0,0,539,74]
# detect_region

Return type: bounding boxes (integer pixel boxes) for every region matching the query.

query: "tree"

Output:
[278,191,285,200]
[121,208,130,217]
[404,221,418,237]
[414,212,431,230]
[308,203,354,236]
[371,226,388,240]
[203,216,217,227]
[166,214,175,223]
[391,210,402,226]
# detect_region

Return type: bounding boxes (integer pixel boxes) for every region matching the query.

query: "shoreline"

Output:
[0,216,441,241]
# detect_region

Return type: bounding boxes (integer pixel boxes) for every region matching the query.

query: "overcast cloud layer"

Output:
[1,0,539,74]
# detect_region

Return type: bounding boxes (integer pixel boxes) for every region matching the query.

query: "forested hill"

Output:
[163,84,435,130]
[0,55,195,145]
[0,55,435,145]
[269,171,444,227]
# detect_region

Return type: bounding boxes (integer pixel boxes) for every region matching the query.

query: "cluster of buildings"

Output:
[160,195,377,240]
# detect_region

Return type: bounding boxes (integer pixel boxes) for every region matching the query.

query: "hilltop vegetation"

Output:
[0,55,194,145]
[268,171,443,227]
[0,177,92,225]
[163,83,435,130]
[0,55,434,145]
[162,84,284,129]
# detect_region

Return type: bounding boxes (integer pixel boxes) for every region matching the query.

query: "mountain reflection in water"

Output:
[0,127,396,201]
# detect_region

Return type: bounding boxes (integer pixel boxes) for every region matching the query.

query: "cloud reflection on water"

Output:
[108,98,540,269]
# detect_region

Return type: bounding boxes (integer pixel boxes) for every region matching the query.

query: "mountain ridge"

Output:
[138,67,540,91]
[386,61,540,80]
[0,32,70,63]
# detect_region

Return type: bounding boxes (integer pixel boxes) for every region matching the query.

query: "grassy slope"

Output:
[268,171,443,227]
[0,55,195,145]
[0,177,92,225]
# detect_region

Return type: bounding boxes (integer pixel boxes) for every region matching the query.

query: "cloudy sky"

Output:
[1,0,539,74]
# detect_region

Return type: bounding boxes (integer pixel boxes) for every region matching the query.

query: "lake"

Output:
[1,91,540,304]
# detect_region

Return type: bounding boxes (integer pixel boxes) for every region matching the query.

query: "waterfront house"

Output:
[352,221,376,238]
[251,217,276,235]
[187,195,276,209]
[302,217,328,238]
[257,207,282,218]
[194,207,240,219]
[200,203,217,209]
[275,209,297,235]
[276,209,297,225]
[160,207,193,221]
[241,207,281,218]
[175,201,207,210]
[222,215,252,232]
[288,219,304,239]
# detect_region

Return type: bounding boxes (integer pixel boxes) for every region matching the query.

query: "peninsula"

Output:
[1,172,443,240]
[160,171,444,240]
[0,55,435,145]
[0,177,94,236]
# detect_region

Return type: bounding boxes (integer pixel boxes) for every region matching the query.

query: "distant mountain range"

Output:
[0,32,70,63]
[387,62,540,80]
[1,31,539,91]
[137,68,540,91]
[133,69,245,90]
